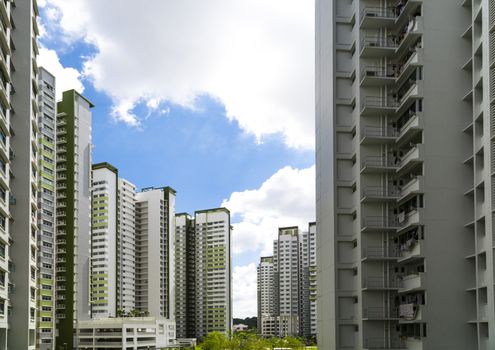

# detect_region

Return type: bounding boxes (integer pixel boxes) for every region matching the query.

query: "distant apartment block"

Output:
[175,208,232,340]
[299,222,317,338]
[276,227,300,337]
[316,0,495,349]
[257,256,276,337]
[257,223,317,339]
[135,187,176,319]
[117,178,137,313]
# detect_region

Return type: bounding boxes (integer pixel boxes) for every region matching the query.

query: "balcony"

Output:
[360,7,396,29]
[361,186,399,202]
[399,273,425,294]
[360,65,396,87]
[362,245,400,261]
[396,113,423,146]
[362,216,401,232]
[361,125,398,144]
[361,156,397,174]
[363,306,399,320]
[398,239,422,264]
[399,303,422,323]
[398,176,423,203]
[360,0,422,29]
[363,276,402,291]
[397,145,424,175]
[396,16,423,59]
[396,81,422,116]
[397,209,422,234]
[364,337,406,350]
[361,96,398,116]
[360,35,397,58]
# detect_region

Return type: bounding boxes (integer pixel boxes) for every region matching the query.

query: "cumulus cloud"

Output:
[40,0,315,149]
[223,165,315,256]
[37,47,84,100]
[233,263,258,318]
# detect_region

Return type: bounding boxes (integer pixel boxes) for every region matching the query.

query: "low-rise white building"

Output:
[77,317,176,349]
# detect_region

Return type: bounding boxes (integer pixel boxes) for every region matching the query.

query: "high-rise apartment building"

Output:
[55,90,93,350]
[117,177,137,313]
[175,213,196,339]
[257,224,317,339]
[37,67,57,350]
[7,0,40,348]
[135,187,176,319]
[316,0,495,349]
[91,163,119,319]
[194,209,232,339]
[257,256,276,337]
[175,208,232,340]
[299,222,317,339]
[275,227,300,337]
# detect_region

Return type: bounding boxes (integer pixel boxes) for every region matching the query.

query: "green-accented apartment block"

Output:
[175,208,232,340]
[36,68,57,349]
[90,162,119,319]
[55,90,93,350]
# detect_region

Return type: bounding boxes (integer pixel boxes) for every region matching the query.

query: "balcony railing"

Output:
[363,276,402,290]
[362,215,401,230]
[362,186,399,199]
[361,125,398,140]
[361,156,397,170]
[361,35,397,49]
[363,245,400,260]
[361,96,398,110]
[361,7,396,21]
[363,306,399,320]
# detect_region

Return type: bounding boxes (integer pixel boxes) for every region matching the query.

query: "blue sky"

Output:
[38,0,315,318]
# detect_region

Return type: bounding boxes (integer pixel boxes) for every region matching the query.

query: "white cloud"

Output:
[233,263,257,318]
[222,165,315,256]
[37,47,84,100]
[41,0,315,149]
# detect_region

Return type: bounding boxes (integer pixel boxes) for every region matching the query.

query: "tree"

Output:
[116,308,125,318]
[201,332,229,350]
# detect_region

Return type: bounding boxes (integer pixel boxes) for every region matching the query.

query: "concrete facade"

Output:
[8,0,39,348]
[316,0,495,349]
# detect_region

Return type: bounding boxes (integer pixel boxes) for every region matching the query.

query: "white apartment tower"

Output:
[91,163,119,318]
[194,208,232,339]
[117,177,136,313]
[299,222,317,339]
[257,256,276,337]
[135,187,176,319]
[316,0,495,349]
[8,0,40,348]
[37,67,57,349]
[55,90,93,350]
[275,227,300,337]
